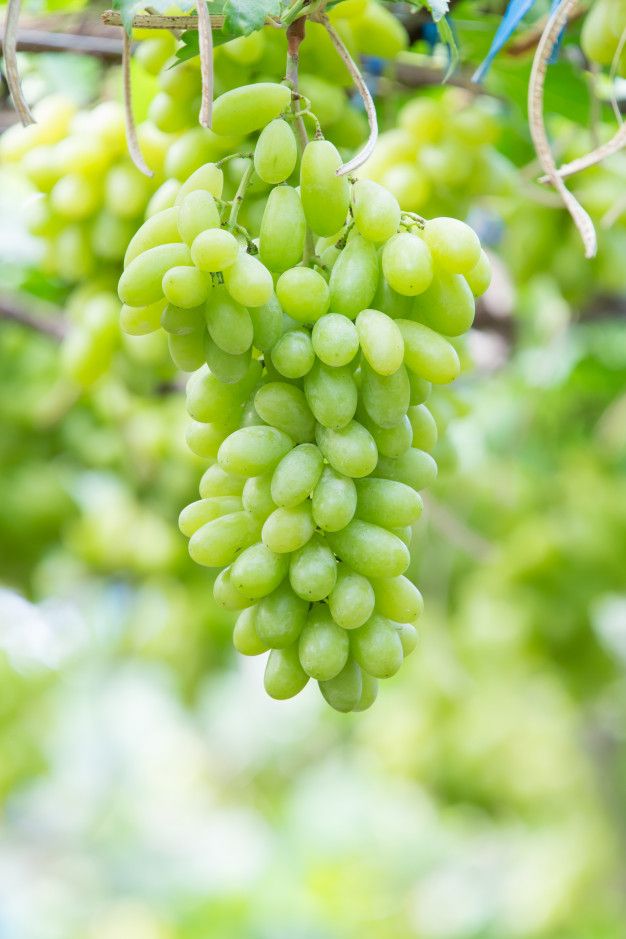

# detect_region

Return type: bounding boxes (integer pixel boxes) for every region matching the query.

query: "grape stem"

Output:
[3,0,35,125]
[197,0,213,128]
[215,151,253,167]
[312,12,378,178]
[286,17,315,265]
[227,158,254,230]
[122,29,154,177]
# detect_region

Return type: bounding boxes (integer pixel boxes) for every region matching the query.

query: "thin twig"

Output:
[197,0,213,128]
[3,0,34,125]
[528,0,596,258]
[0,26,124,58]
[313,12,378,177]
[286,18,309,153]
[122,30,153,178]
[539,123,626,182]
[0,294,66,339]
[102,11,223,29]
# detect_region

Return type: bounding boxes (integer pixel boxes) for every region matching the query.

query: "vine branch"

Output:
[2,0,34,126]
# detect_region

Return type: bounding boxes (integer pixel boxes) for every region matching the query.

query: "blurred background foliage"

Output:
[1,1,626,937]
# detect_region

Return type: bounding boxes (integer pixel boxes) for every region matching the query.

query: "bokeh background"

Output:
[1,2,626,936]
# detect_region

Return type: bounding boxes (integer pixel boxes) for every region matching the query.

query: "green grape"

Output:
[254,118,298,184]
[304,361,358,429]
[372,575,423,622]
[147,179,181,217]
[328,234,379,318]
[222,29,266,65]
[465,248,492,297]
[254,382,316,443]
[249,295,284,351]
[327,519,409,579]
[178,190,221,245]
[120,299,165,336]
[212,82,292,136]
[353,671,378,711]
[271,328,315,378]
[186,361,262,422]
[106,164,152,219]
[162,266,211,308]
[256,581,308,648]
[186,419,236,459]
[408,404,438,451]
[289,536,338,602]
[188,510,259,567]
[178,496,243,537]
[316,420,378,478]
[298,605,349,680]
[199,463,245,498]
[374,448,437,491]
[318,658,362,712]
[350,0,408,57]
[149,91,196,133]
[191,227,239,272]
[351,613,403,678]
[371,273,414,320]
[360,361,410,428]
[204,285,253,355]
[408,373,432,405]
[328,563,375,630]
[351,179,401,243]
[271,443,324,506]
[168,330,206,371]
[259,186,307,272]
[264,644,309,699]
[298,73,345,128]
[396,621,419,657]
[382,232,433,296]
[175,162,225,204]
[136,33,177,75]
[230,541,288,599]
[326,101,368,149]
[411,270,475,337]
[355,477,422,528]
[223,251,274,307]
[300,139,350,236]
[165,127,237,182]
[242,475,277,521]
[218,426,294,477]
[422,216,481,274]
[311,313,359,366]
[275,267,330,322]
[262,501,315,553]
[124,208,182,266]
[233,606,268,656]
[118,243,192,306]
[356,308,404,375]
[91,212,136,262]
[204,334,252,384]
[361,411,412,458]
[50,173,101,221]
[161,303,204,336]
[311,466,357,532]
[61,296,118,386]
[396,320,461,384]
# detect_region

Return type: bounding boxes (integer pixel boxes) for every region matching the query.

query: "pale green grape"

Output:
[175,162,224,204]
[199,463,245,498]
[351,179,400,243]
[408,373,432,405]
[298,73,345,127]
[300,139,350,236]
[319,658,362,712]
[316,420,378,478]
[396,621,419,657]
[259,186,306,272]
[396,319,461,384]
[254,118,298,184]
[275,267,330,323]
[264,644,309,699]
[271,443,324,507]
[465,248,492,297]
[328,563,375,630]
[191,228,240,272]
[204,334,252,384]
[311,466,357,532]
[351,613,403,678]
[353,672,378,711]
[233,606,268,655]
[242,475,277,521]
[374,447,437,491]
[213,568,251,612]
[186,418,236,459]
[360,361,410,428]
[105,164,151,219]
[271,329,315,378]
[311,313,359,366]
[254,382,316,443]
[168,330,206,372]
[188,510,259,567]
[289,537,338,602]
[361,411,412,458]
[212,82,292,136]
[326,519,409,578]
[422,216,481,274]
[223,251,274,307]
[411,270,475,337]
[204,285,253,355]
[408,404,438,451]
[218,426,294,477]
[328,234,379,319]
[355,308,404,375]
[162,266,211,308]
[248,295,283,352]
[50,173,101,221]
[118,243,192,306]
[262,501,315,553]
[230,541,288,599]
[298,605,349,680]
[304,361,358,429]
[382,232,433,296]
[147,179,181,217]
[256,581,308,648]
[372,574,423,623]
[162,303,205,336]
[355,477,422,528]
[178,495,243,537]
[120,299,165,336]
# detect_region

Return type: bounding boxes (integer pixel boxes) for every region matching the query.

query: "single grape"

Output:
[382,232,433,296]
[276,267,330,323]
[311,313,359,367]
[298,605,349,680]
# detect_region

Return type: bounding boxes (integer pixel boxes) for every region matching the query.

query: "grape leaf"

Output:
[222,0,287,35]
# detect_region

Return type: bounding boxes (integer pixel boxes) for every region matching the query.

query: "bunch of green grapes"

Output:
[358,89,516,217]
[117,79,491,712]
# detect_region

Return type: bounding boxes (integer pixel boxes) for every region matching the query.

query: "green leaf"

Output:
[403,0,450,24]
[436,16,459,78]
[223,0,286,36]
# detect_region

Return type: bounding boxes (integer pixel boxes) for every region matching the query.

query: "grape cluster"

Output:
[118,80,490,712]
